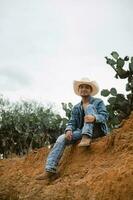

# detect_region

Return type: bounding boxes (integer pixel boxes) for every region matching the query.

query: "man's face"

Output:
[78,84,92,97]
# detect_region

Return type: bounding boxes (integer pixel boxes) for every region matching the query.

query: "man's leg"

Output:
[36,131,82,180]
[78,104,97,147]
[45,129,82,173]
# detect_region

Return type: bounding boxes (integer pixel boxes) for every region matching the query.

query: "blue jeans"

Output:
[45,105,105,172]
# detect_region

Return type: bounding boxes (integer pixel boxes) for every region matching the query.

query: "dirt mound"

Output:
[0,114,133,200]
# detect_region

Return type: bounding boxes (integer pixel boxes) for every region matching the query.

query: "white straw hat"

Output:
[73,77,99,96]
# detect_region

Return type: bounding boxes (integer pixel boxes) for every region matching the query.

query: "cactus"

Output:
[101,51,133,129]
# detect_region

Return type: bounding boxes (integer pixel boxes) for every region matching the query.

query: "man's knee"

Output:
[56,134,66,143]
[85,104,97,114]
[87,104,95,109]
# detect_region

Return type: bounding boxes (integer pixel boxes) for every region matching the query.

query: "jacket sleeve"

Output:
[65,106,77,132]
[92,100,109,123]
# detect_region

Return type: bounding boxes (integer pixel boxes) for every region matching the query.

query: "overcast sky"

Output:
[0,0,133,112]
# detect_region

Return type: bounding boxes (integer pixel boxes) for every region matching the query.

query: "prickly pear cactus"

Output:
[101,51,133,129]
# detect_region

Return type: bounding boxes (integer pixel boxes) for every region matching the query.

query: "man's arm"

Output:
[65,106,77,132]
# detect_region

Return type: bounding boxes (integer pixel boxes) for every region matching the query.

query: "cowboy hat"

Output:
[73,77,99,96]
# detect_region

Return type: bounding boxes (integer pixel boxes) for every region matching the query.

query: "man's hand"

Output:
[84,115,96,123]
[65,130,73,141]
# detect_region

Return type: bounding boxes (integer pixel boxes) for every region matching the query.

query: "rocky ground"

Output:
[0,114,133,200]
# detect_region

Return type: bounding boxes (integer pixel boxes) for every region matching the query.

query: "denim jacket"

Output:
[65,96,109,134]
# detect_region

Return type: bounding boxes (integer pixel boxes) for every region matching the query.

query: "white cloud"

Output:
[0,0,132,111]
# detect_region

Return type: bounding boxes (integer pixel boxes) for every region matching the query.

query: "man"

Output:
[36,77,109,180]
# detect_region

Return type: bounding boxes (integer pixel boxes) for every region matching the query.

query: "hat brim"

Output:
[73,80,99,96]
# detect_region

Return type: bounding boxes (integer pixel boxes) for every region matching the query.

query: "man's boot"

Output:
[35,170,59,181]
[78,134,92,147]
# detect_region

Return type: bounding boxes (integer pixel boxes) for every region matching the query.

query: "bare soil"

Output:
[0,114,133,200]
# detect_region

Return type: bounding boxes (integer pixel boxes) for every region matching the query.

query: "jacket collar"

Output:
[78,95,94,110]
[80,95,94,105]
